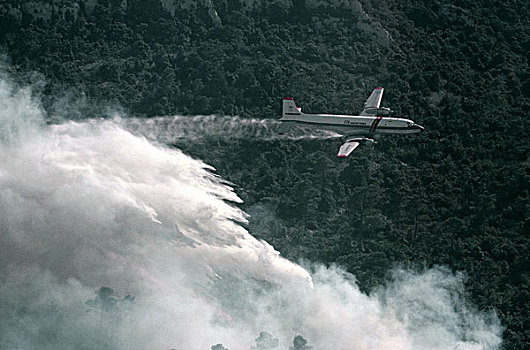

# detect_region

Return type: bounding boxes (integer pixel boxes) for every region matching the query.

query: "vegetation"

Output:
[1,1,529,348]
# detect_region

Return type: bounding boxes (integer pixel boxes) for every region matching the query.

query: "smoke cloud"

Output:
[0,68,502,350]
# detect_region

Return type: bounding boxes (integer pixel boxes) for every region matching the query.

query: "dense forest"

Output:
[1,0,529,348]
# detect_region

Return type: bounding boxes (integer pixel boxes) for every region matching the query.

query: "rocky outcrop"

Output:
[0,3,23,20]
[0,0,384,34]
[0,0,221,23]
[160,0,221,24]
[306,0,360,10]
[0,0,81,22]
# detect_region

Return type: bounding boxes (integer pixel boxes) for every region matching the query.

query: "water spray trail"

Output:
[0,69,502,350]
[121,115,341,144]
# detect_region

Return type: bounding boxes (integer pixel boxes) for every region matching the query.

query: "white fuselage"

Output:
[280,112,424,136]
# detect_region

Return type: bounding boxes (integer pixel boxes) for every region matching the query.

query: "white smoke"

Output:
[0,69,502,350]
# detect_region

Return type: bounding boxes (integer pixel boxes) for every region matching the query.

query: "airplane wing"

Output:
[361,87,384,115]
[337,140,361,157]
[337,136,377,157]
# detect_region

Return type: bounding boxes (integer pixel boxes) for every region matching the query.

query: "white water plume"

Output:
[0,70,502,350]
[122,115,341,144]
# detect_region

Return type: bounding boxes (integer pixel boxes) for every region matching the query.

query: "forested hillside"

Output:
[1,0,529,348]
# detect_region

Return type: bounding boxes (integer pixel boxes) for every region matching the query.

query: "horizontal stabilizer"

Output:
[278,121,294,134]
[337,141,360,157]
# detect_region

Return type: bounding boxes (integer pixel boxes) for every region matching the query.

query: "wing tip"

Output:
[375,87,383,90]
[283,97,294,100]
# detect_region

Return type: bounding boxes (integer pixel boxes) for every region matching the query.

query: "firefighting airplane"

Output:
[279,87,424,157]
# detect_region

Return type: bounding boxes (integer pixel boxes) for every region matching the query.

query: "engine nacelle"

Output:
[376,107,393,116]
[363,107,394,116]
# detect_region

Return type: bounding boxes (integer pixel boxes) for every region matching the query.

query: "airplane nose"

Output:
[415,124,424,131]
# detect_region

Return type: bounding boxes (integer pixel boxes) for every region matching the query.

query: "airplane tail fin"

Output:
[281,97,302,119]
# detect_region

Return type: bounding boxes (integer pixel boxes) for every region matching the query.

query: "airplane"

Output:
[279,87,424,157]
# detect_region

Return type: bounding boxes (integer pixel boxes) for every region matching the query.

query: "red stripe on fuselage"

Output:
[370,116,383,133]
